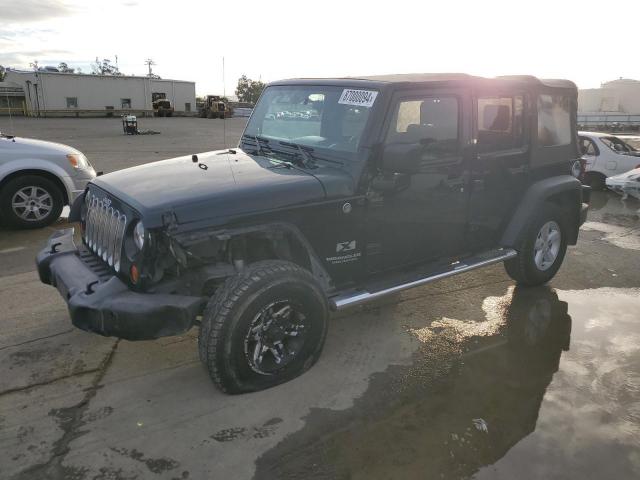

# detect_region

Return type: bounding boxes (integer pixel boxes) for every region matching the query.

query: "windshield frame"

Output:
[241,84,380,163]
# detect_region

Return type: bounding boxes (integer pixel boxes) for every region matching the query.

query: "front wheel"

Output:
[504,203,568,286]
[0,175,64,229]
[198,260,329,394]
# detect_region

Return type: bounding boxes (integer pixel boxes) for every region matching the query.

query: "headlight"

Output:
[133,221,145,250]
[67,153,90,169]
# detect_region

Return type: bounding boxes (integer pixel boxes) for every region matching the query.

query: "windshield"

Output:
[243,85,377,156]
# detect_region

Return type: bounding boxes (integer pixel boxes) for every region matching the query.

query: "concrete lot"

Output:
[1,118,639,480]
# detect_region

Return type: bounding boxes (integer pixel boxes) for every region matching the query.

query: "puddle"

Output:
[255,287,640,480]
[581,221,640,250]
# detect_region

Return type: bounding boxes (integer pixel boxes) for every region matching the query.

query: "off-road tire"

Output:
[504,203,568,286]
[198,260,329,394]
[0,175,64,229]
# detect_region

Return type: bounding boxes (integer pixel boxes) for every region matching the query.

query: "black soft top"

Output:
[269,73,576,93]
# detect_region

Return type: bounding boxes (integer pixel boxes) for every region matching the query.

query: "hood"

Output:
[0,135,80,155]
[92,148,353,228]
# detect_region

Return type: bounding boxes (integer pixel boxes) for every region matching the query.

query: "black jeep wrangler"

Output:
[37,74,589,394]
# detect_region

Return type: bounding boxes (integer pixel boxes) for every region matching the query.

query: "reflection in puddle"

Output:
[581,221,640,250]
[255,287,640,480]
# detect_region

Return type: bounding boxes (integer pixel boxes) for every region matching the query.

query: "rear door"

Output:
[467,91,529,251]
[599,136,640,176]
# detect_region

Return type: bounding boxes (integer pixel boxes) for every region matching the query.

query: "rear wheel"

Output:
[504,203,568,286]
[198,260,329,394]
[0,175,64,229]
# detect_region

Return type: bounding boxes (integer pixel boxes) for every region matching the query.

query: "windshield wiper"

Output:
[242,134,271,156]
[278,141,316,168]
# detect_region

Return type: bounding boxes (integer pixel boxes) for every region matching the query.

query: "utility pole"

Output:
[144,58,155,77]
[29,62,41,117]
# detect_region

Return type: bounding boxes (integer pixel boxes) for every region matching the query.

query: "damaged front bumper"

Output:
[36,228,204,341]
[605,168,640,200]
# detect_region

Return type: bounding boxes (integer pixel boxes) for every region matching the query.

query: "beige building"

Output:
[3,70,196,116]
[578,78,640,114]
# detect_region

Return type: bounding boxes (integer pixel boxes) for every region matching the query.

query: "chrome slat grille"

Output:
[84,192,127,272]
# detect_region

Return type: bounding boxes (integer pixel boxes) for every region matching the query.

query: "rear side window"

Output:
[477,96,524,149]
[579,136,598,156]
[538,95,571,146]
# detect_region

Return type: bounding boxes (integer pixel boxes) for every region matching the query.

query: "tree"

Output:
[0,65,5,81]
[91,57,121,75]
[235,75,265,104]
[58,62,75,73]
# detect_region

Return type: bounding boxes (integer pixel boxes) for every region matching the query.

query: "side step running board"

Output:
[330,248,517,310]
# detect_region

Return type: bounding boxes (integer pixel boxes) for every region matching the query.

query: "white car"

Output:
[606,167,640,201]
[578,131,640,189]
[0,132,96,228]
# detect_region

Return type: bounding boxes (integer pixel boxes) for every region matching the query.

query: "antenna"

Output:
[221,56,237,184]
[222,56,227,150]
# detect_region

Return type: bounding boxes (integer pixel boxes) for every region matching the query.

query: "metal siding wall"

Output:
[38,75,148,110]
[149,80,195,112]
[5,72,195,112]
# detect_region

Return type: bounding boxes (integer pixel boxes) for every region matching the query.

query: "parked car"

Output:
[578,131,640,189]
[37,74,589,394]
[605,167,640,200]
[0,132,96,228]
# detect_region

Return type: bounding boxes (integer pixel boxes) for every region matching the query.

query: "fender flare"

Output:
[500,175,583,248]
[68,190,86,222]
[177,221,334,292]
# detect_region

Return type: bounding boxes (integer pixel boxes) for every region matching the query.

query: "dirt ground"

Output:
[1,117,639,480]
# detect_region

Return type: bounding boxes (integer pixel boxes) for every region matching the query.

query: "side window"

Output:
[579,137,597,156]
[538,94,571,146]
[66,97,78,108]
[386,96,459,157]
[476,95,524,149]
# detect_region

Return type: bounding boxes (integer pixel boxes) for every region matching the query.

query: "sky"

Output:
[1,0,639,95]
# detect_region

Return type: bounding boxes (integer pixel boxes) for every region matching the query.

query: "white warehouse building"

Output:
[3,70,196,116]
[578,78,640,129]
[578,78,640,114]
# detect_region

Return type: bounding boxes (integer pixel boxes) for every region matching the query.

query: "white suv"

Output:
[578,131,640,190]
[0,132,96,228]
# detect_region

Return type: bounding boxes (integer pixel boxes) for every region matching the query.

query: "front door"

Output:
[365,89,473,273]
